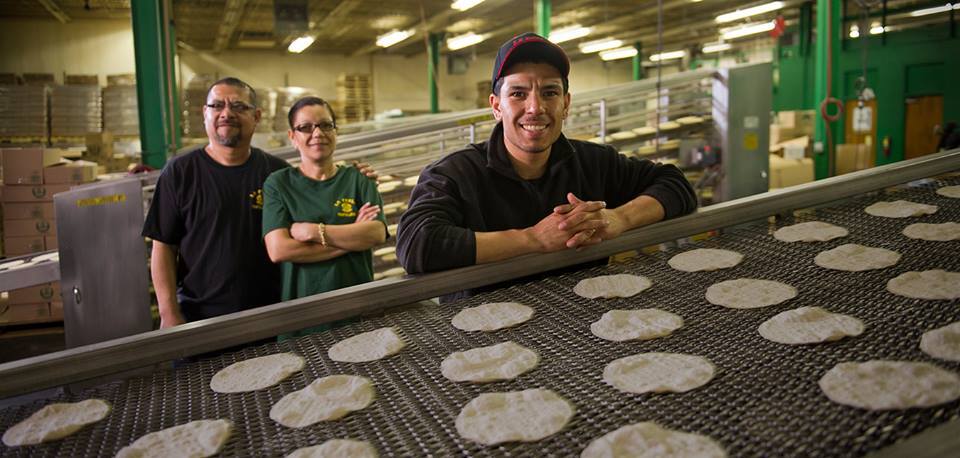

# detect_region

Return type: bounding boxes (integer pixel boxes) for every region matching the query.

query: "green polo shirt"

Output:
[262,165,386,302]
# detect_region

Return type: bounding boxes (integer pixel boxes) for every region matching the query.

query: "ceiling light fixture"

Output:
[716,1,784,23]
[376,29,415,48]
[910,3,959,17]
[451,0,485,11]
[447,32,485,50]
[549,25,591,43]
[650,50,686,61]
[287,36,315,53]
[599,46,638,61]
[720,20,776,40]
[702,42,732,53]
[869,22,889,34]
[579,38,623,53]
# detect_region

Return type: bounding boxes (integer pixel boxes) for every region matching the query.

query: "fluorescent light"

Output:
[720,20,776,39]
[447,32,485,50]
[549,25,591,43]
[377,29,414,48]
[599,46,638,61]
[849,25,860,38]
[451,0,484,11]
[716,1,784,23]
[910,3,959,17]
[650,50,686,61]
[287,36,315,53]
[869,22,888,34]
[702,42,732,53]
[579,38,623,53]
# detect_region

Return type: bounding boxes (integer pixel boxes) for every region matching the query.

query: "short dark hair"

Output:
[287,96,338,129]
[207,77,258,107]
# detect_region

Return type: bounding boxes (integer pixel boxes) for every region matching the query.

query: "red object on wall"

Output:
[771,15,786,38]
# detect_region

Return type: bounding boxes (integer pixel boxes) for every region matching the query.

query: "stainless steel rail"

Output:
[1,148,957,399]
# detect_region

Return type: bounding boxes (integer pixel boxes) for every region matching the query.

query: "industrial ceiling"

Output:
[0,0,947,60]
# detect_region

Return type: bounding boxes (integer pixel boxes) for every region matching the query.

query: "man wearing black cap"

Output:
[397,32,697,302]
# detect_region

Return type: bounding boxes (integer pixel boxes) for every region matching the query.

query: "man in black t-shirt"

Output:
[143,77,290,326]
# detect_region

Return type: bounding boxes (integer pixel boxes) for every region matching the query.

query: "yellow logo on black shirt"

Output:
[334,197,356,217]
[249,189,264,210]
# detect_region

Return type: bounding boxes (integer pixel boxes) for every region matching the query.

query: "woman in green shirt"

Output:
[262,96,388,337]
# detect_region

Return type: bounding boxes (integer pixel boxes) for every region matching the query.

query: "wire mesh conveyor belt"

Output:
[2,171,959,456]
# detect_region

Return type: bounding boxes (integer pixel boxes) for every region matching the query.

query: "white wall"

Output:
[0,19,136,86]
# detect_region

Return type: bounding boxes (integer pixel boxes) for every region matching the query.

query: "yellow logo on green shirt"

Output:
[335,197,356,217]
[249,189,264,210]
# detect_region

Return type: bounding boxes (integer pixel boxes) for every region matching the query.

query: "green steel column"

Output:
[131,0,172,168]
[813,0,841,179]
[632,42,643,80]
[799,1,813,57]
[535,0,551,37]
[428,32,441,114]
[163,0,181,150]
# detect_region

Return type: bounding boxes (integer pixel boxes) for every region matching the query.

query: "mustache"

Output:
[216,120,239,127]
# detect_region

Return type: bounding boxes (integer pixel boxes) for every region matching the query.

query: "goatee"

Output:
[216,133,240,147]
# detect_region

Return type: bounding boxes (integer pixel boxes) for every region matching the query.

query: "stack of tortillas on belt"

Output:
[210,353,305,393]
[574,274,652,299]
[286,439,378,458]
[773,221,848,242]
[2,400,111,447]
[864,200,938,218]
[270,375,375,428]
[328,327,406,362]
[455,388,575,445]
[116,419,233,458]
[451,302,534,331]
[441,341,539,383]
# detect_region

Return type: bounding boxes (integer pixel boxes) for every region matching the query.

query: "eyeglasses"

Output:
[205,101,255,113]
[293,122,337,134]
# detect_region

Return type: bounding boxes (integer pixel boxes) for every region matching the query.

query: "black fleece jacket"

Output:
[397,122,697,302]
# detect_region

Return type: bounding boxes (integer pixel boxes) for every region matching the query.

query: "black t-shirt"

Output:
[142,147,290,321]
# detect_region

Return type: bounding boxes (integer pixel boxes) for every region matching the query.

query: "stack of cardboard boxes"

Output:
[0,147,96,326]
[82,131,131,173]
[102,74,139,137]
[334,74,373,124]
[1,147,97,257]
[769,110,816,189]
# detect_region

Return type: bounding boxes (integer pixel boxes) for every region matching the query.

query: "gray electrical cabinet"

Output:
[53,178,152,349]
[712,62,772,201]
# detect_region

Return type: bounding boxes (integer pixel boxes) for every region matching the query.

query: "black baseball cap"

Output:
[491,32,570,94]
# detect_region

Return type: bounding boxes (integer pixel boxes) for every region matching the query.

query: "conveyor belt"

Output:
[2,174,959,457]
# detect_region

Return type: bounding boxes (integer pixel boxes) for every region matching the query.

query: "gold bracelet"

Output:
[317,223,327,246]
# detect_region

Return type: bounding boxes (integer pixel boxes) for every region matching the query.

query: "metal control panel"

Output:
[53,177,152,349]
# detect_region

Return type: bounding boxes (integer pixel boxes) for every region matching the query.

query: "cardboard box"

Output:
[0,303,52,325]
[43,160,98,184]
[50,301,63,320]
[85,131,114,159]
[7,283,60,305]
[775,110,815,141]
[0,184,72,202]
[3,235,44,256]
[1,148,62,184]
[2,202,55,220]
[770,154,814,189]
[836,143,874,175]
[3,219,56,237]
